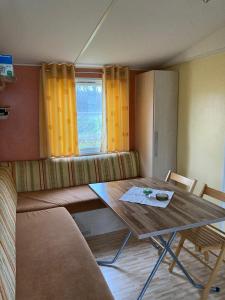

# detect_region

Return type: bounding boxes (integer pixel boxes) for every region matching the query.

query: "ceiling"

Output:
[1,0,225,68]
[0,0,111,64]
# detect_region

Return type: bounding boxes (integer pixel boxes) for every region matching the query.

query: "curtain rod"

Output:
[76,70,103,74]
[44,68,103,75]
[14,63,146,71]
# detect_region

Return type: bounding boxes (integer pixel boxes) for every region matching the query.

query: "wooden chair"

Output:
[165,170,197,193]
[150,171,197,254]
[169,184,225,300]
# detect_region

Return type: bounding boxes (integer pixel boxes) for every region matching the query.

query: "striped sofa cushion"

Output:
[0,167,17,300]
[0,151,140,193]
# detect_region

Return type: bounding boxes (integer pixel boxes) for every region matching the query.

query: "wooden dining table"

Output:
[89,177,225,300]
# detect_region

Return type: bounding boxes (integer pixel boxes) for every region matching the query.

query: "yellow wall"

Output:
[171,52,225,192]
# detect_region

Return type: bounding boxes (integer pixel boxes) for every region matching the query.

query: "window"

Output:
[76,78,103,154]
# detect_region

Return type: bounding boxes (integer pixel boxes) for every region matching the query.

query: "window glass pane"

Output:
[76,79,102,153]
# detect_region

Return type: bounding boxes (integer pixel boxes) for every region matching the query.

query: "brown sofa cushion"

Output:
[17,185,106,213]
[16,207,113,300]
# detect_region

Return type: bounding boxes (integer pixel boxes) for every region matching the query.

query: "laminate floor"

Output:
[87,230,225,300]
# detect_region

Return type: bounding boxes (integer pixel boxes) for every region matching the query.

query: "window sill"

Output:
[79,148,103,156]
[49,151,128,159]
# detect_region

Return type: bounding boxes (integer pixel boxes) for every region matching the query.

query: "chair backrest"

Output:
[200,184,225,202]
[200,185,225,234]
[165,170,197,193]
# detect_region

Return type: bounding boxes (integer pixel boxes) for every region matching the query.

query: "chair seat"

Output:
[169,185,225,300]
[182,226,225,251]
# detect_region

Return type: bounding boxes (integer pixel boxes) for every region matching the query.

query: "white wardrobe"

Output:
[135,70,178,180]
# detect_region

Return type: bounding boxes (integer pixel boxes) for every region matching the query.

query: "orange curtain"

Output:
[39,63,79,157]
[103,66,129,152]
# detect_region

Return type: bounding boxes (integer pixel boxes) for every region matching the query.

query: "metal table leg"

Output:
[97,230,220,299]
[137,232,177,300]
[158,235,220,293]
[97,231,132,266]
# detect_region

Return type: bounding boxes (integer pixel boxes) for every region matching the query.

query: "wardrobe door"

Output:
[153,71,178,179]
[135,72,154,177]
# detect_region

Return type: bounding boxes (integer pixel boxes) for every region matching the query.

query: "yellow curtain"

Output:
[39,63,79,157]
[103,66,129,152]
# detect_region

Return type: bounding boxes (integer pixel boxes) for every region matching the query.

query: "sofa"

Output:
[1,151,139,213]
[0,151,140,300]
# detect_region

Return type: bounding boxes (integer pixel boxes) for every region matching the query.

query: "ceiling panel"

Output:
[0,0,111,64]
[78,0,225,67]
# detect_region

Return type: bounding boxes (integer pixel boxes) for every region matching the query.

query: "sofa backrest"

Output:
[0,151,140,193]
[0,167,17,300]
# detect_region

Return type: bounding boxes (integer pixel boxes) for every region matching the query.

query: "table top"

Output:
[89,177,225,240]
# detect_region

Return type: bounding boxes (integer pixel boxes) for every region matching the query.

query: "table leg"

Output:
[97,231,132,266]
[158,235,220,293]
[137,232,177,300]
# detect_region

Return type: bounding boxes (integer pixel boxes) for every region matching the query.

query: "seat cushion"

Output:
[16,207,113,300]
[0,167,17,300]
[17,185,105,213]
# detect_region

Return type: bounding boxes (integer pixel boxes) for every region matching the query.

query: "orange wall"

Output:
[0,66,138,161]
[0,66,40,161]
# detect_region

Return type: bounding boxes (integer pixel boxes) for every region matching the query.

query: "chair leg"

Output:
[200,244,225,300]
[203,251,209,262]
[169,236,186,273]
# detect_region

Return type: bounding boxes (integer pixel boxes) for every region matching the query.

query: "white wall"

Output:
[169,51,225,192]
[223,145,225,192]
[165,25,225,66]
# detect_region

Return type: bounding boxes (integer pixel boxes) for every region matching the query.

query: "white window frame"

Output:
[76,77,103,156]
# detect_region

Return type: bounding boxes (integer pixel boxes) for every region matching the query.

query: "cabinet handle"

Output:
[154,131,158,157]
